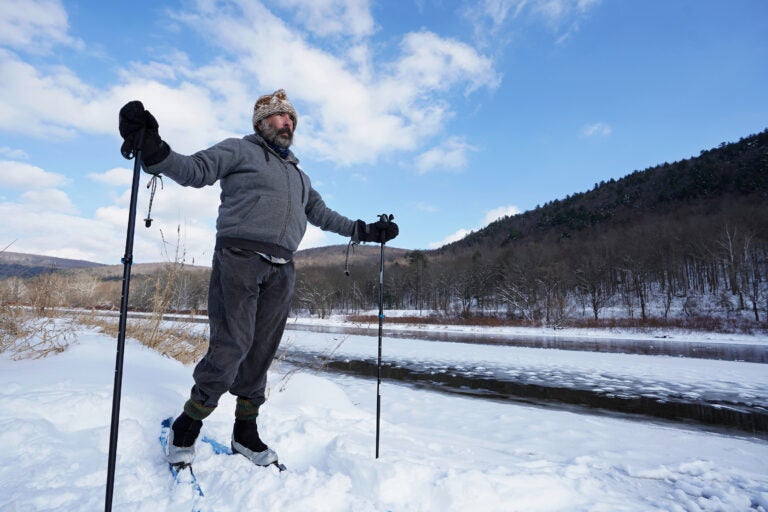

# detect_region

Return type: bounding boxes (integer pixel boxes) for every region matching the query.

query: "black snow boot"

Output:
[172,412,203,447]
[231,419,278,466]
[164,412,202,465]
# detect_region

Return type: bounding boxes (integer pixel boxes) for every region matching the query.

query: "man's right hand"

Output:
[119,101,170,166]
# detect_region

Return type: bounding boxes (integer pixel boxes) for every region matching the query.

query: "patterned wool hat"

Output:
[252,89,298,130]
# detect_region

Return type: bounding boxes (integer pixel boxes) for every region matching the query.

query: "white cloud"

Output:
[297,224,330,250]
[0,1,501,167]
[415,137,478,174]
[581,122,612,137]
[0,46,245,151]
[483,204,520,224]
[0,201,136,263]
[0,49,102,139]
[0,0,83,52]
[428,204,520,249]
[169,2,500,165]
[91,201,218,264]
[280,0,375,39]
[21,188,76,213]
[0,0,507,261]
[0,147,29,159]
[393,31,501,95]
[414,202,438,213]
[428,228,471,249]
[0,160,68,189]
[88,167,134,187]
[469,0,601,45]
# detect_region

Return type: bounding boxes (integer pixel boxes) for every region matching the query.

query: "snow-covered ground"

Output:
[1,319,767,511]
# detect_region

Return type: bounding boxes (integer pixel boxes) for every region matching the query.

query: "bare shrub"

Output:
[274,333,350,393]
[0,304,28,352]
[75,227,210,365]
[0,307,76,360]
[139,226,189,349]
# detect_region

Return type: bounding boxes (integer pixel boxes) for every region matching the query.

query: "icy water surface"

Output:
[287,322,768,362]
[283,323,768,437]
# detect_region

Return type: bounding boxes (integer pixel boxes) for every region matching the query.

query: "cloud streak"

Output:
[428,204,520,249]
[581,122,613,137]
[468,0,602,46]
[416,137,478,174]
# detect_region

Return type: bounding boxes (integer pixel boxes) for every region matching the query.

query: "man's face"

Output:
[260,112,294,149]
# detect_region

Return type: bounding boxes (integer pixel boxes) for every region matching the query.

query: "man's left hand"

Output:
[356,218,399,243]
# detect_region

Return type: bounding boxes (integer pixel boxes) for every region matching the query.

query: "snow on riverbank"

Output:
[289,312,768,345]
[1,322,767,511]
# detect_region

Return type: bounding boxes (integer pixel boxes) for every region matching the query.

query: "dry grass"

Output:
[0,306,208,364]
[1,228,210,364]
[76,312,209,365]
[0,306,76,360]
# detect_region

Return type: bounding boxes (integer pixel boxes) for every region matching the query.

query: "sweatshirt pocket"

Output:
[230,196,261,235]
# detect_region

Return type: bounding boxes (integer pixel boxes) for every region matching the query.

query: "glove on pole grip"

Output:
[377,214,394,244]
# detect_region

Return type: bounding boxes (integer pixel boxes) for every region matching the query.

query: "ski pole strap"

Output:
[144,174,163,228]
[344,239,358,276]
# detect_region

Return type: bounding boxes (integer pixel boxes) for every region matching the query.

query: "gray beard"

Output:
[258,119,293,150]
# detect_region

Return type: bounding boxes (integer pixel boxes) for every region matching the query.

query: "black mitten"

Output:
[355,218,399,243]
[119,101,170,166]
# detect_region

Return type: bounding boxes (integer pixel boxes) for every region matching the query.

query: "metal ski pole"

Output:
[105,125,145,512]
[376,213,393,459]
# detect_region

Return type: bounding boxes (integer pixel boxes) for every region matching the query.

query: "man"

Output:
[118,89,398,468]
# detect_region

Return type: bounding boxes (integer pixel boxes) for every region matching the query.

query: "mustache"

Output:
[277,127,292,137]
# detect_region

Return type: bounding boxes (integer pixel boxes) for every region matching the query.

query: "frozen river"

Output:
[286,322,768,362]
[282,322,768,437]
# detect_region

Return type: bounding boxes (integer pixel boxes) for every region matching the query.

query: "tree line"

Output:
[294,203,767,328]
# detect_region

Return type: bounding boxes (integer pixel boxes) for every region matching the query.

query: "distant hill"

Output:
[0,251,105,279]
[294,244,408,268]
[440,128,768,253]
[0,244,410,281]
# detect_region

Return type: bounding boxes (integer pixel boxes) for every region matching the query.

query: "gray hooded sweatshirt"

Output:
[148,133,358,260]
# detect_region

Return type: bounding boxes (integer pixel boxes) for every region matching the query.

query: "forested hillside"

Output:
[295,129,768,327]
[445,129,768,250]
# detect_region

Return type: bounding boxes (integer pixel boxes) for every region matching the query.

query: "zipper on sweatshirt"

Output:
[278,159,291,243]
[260,140,304,247]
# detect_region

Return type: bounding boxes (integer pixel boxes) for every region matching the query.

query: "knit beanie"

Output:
[252,89,298,131]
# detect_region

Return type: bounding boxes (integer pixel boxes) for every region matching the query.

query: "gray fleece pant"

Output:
[186,247,295,420]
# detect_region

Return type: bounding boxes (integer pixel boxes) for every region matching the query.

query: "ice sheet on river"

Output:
[279,327,768,435]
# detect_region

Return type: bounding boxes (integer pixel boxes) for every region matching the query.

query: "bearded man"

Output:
[118,89,398,468]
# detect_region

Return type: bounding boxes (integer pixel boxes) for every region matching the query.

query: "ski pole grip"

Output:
[378,213,394,244]
[134,125,146,155]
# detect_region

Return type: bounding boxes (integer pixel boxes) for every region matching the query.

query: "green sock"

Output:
[235,397,260,421]
[183,399,215,421]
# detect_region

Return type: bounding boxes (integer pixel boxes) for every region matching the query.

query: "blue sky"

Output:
[0,0,766,265]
